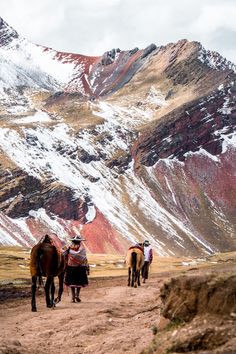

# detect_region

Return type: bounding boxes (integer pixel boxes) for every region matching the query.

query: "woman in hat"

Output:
[64,234,89,302]
[141,240,153,283]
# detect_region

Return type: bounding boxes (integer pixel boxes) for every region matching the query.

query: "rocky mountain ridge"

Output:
[0,17,235,256]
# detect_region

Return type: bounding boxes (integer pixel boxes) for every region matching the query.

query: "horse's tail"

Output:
[131,252,137,272]
[36,248,44,288]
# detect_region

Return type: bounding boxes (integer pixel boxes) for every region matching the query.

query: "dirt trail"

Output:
[0,275,164,354]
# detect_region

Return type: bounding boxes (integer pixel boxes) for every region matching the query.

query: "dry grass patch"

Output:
[0,247,30,284]
[0,150,17,170]
[45,98,104,131]
[1,247,235,286]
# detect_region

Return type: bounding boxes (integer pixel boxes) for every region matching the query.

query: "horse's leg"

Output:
[137,270,141,286]
[131,252,137,287]
[128,267,131,286]
[45,276,53,308]
[131,269,135,287]
[31,275,37,312]
[51,279,55,307]
[55,272,64,304]
[134,270,138,288]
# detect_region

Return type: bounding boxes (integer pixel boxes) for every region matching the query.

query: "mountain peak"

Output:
[198,43,236,72]
[0,17,19,46]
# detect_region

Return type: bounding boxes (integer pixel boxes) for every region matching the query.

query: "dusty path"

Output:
[0,275,164,354]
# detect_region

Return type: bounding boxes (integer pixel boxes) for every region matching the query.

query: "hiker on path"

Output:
[64,234,89,302]
[141,240,153,283]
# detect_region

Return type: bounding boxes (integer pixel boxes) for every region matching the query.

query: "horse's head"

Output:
[42,234,52,244]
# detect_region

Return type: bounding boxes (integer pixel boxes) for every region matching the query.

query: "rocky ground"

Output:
[0,251,236,354]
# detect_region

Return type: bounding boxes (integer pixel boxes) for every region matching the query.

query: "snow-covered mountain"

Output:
[0,17,235,256]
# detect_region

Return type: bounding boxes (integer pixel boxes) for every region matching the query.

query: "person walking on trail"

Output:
[141,240,153,283]
[64,234,89,302]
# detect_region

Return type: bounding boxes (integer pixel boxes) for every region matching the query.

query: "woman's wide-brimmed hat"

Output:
[144,240,150,246]
[69,234,86,243]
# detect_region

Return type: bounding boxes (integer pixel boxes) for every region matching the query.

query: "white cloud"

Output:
[0,0,235,62]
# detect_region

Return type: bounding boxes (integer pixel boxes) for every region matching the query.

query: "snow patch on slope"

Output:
[0,31,86,112]
[0,212,33,246]
[93,101,154,129]
[145,86,167,107]
[12,111,52,124]
[214,130,236,153]
[0,37,75,91]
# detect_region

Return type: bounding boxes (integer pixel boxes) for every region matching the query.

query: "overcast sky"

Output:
[1,0,236,62]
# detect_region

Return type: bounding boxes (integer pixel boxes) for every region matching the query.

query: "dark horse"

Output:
[126,245,144,288]
[30,234,65,312]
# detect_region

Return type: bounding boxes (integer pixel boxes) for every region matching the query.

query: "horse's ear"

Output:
[43,234,51,243]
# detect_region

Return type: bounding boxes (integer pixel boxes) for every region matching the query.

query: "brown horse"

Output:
[30,234,65,312]
[126,245,144,288]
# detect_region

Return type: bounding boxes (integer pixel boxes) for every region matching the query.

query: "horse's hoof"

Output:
[32,308,37,312]
[134,284,137,288]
